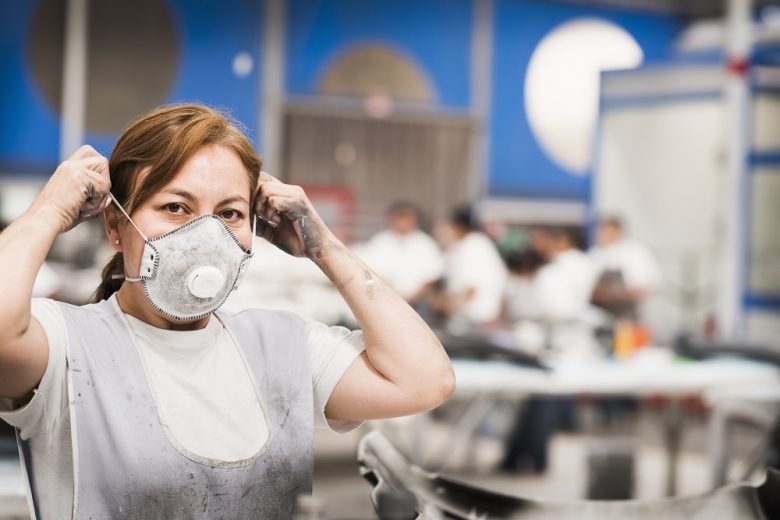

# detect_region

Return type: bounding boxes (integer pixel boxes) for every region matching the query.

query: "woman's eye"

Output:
[220,209,240,220]
[164,203,184,214]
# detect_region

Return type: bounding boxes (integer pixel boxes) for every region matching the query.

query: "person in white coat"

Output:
[433,206,508,334]
[500,226,594,474]
[589,216,662,319]
[531,226,597,351]
[354,202,443,306]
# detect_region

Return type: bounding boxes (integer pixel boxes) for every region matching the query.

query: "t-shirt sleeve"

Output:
[306,319,365,433]
[0,299,69,440]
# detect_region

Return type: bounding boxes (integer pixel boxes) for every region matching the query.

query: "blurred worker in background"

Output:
[355,201,443,307]
[432,205,508,335]
[531,226,596,332]
[500,248,547,353]
[500,226,595,475]
[589,216,662,320]
[503,248,546,324]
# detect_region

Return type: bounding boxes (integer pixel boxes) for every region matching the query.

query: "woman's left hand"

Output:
[254,173,455,423]
[254,172,333,259]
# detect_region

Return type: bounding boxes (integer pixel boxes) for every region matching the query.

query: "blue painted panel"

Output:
[489,0,682,200]
[285,0,473,108]
[87,0,264,157]
[745,295,780,310]
[750,151,780,167]
[0,0,263,174]
[0,1,61,176]
[753,44,780,66]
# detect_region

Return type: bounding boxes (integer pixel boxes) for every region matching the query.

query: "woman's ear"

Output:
[104,205,123,252]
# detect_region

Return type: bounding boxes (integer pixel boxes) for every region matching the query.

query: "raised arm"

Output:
[0,145,110,400]
[255,173,455,422]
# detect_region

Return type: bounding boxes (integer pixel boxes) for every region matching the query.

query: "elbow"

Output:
[440,368,456,402]
[424,366,456,410]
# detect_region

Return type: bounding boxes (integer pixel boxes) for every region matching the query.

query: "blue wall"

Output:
[87,0,264,156]
[285,0,473,108]
[0,0,263,176]
[489,0,681,200]
[1,0,682,204]
[0,1,61,175]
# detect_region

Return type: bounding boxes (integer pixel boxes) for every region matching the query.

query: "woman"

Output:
[0,104,454,519]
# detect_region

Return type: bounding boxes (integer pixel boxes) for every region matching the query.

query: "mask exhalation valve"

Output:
[187,266,226,299]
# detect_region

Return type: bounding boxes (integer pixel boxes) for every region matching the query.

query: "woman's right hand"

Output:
[29,145,111,233]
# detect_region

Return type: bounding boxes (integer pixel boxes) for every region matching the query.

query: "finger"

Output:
[76,155,109,176]
[255,212,278,230]
[252,189,275,227]
[263,198,282,227]
[70,144,99,161]
[79,169,111,212]
[257,187,299,227]
[257,219,276,242]
[81,166,111,194]
[256,180,297,199]
[265,194,310,221]
[259,171,280,184]
[255,173,283,202]
[253,188,269,217]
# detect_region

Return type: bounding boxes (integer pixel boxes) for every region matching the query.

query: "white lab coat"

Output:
[444,232,508,325]
[589,239,662,293]
[533,249,596,323]
[532,248,598,359]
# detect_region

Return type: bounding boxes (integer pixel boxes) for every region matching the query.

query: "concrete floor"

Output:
[0,404,769,519]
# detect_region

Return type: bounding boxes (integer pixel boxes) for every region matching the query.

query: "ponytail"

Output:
[92,252,125,302]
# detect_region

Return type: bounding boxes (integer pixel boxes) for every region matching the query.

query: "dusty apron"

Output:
[19,299,313,519]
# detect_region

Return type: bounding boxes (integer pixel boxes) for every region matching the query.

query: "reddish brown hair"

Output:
[93,104,261,301]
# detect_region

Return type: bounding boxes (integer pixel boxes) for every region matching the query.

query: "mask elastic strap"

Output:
[108,192,146,282]
[250,213,257,252]
[108,192,148,242]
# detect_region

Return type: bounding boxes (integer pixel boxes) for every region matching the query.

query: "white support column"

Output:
[720,0,753,338]
[59,0,89,161]
[260,0,285,176]
[468,0,494,201]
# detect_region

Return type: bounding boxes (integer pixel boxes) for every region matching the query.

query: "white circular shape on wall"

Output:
[524,18,644,175]
[232,52,254,78]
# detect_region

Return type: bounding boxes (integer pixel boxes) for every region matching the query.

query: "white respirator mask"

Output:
[109,193,255,321]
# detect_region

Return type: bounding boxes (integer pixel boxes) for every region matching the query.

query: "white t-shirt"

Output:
[504,275,540,323]
[0,295,365,520]
[533,249,596,323]
[444,232,508,324]
[589,239,662,293]
[355,230,444,301]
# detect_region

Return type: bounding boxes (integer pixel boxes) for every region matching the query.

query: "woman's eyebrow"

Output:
[160,188,197,202]
[159,189,248,206]
[218,196,249,206]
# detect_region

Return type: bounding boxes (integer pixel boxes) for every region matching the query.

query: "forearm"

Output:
[0,206,60,339]
[314,236,454,400]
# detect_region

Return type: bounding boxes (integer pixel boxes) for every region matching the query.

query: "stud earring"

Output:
[114,239,120,245]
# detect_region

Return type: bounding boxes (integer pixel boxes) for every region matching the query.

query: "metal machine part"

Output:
[358,430,780,520]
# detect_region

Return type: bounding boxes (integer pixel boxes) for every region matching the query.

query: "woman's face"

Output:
[118,143,254,283]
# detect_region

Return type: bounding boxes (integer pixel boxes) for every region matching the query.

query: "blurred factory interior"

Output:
[2,0,780,518]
